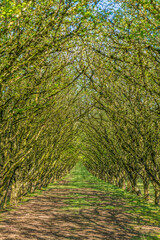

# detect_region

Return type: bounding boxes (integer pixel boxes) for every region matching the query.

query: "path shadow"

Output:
[0,181,159,240]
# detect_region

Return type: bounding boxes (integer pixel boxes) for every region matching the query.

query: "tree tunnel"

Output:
[0,0,159,208]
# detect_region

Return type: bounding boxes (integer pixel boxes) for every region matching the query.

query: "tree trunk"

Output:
[143,178,150,201]
[122,179,126,190]
[131,178,141,196]
[154,185,160,205]
[127,180,131,192]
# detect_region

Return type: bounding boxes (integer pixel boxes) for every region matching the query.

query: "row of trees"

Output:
[0,0,159,208]
[0,0,95,208]
[80,0,160,204]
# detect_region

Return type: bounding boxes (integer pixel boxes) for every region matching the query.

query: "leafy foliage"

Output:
[0,0,159,208]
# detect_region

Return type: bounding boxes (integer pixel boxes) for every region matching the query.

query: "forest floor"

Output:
[0,163,160,240]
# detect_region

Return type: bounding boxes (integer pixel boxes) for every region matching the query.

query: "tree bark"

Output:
[143,178,150,201]
[154,184,160,205]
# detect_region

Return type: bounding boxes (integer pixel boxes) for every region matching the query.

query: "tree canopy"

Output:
[0,0,160,208]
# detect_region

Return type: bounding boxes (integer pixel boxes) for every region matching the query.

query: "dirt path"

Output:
[0,179,159,240]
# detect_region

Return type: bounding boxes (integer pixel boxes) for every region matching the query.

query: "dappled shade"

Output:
[0,164,159,239]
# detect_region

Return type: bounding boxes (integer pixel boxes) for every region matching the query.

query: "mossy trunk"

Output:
[11,181,19,205]
[127,180,131,192]
[0,173,15,209]
[131,177,141,196]
[122,179,126,190]
[118,178,126,190]
[154,185,160,205]
[143,178,150,201]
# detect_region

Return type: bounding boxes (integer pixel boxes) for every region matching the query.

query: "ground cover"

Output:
[0,163,159,240]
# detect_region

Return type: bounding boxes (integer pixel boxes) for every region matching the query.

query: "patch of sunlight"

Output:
[100,205,116,210]
[61,206,88,213]
[132,235,160,240]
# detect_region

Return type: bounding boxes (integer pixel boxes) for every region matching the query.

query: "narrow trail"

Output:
[0,164,159,240]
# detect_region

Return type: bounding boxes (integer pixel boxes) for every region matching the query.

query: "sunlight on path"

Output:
[0,163,159,240]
